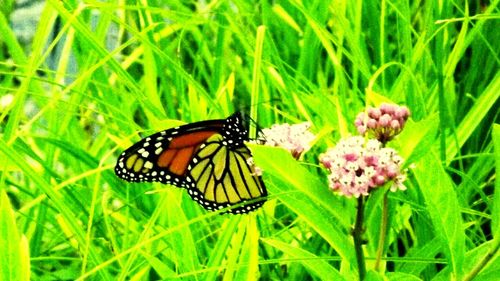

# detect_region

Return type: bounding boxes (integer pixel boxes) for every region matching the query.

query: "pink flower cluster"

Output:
[319,136,407,197]
[355,103,410,143]
[258,122,315,159]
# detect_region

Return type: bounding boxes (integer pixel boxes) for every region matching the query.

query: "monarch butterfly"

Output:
[115,112,267,214]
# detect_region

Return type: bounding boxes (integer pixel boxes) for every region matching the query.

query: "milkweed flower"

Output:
[355,103,410,143]
[319,136,407,197]
[258,122,315,159]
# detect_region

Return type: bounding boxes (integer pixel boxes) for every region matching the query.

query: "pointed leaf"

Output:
[0,190,30,281]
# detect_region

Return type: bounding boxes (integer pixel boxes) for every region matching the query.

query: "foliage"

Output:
[0,0,499,280]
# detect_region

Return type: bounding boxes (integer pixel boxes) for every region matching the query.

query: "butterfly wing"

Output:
[115,119,225,187]
[186,133,267,214]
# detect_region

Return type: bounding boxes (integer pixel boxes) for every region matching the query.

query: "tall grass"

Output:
[0,0,499,280]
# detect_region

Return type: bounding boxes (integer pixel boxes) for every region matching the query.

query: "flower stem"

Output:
[353,196,366,280]
[374,191,389,271]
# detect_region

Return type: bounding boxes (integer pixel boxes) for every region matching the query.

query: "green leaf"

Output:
[433,239,500,280]
[141,252,177,280]
[443,74,500,164]
[262,238,345,280]
[223,218,247,280]
[234,216,260,281]
[203,217,241,281]
[0,190,30,281]
[397,237,442,275]
[365,270,384,281]
[395,113,439,165]
[413,153,465,279]
[251,145,356,270]
[386,272,423,281]
[492,124,500,238]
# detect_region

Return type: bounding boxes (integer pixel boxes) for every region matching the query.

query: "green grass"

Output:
[1,0,499,280]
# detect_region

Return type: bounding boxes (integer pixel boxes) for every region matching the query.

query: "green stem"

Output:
[374,191,389,271]
[463,237,500,281]
[353,196,366,280]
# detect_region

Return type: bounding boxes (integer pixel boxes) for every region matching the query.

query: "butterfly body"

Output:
[115,112,267,214]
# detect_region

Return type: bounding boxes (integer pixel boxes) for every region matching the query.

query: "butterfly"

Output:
[115,112,267,214]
